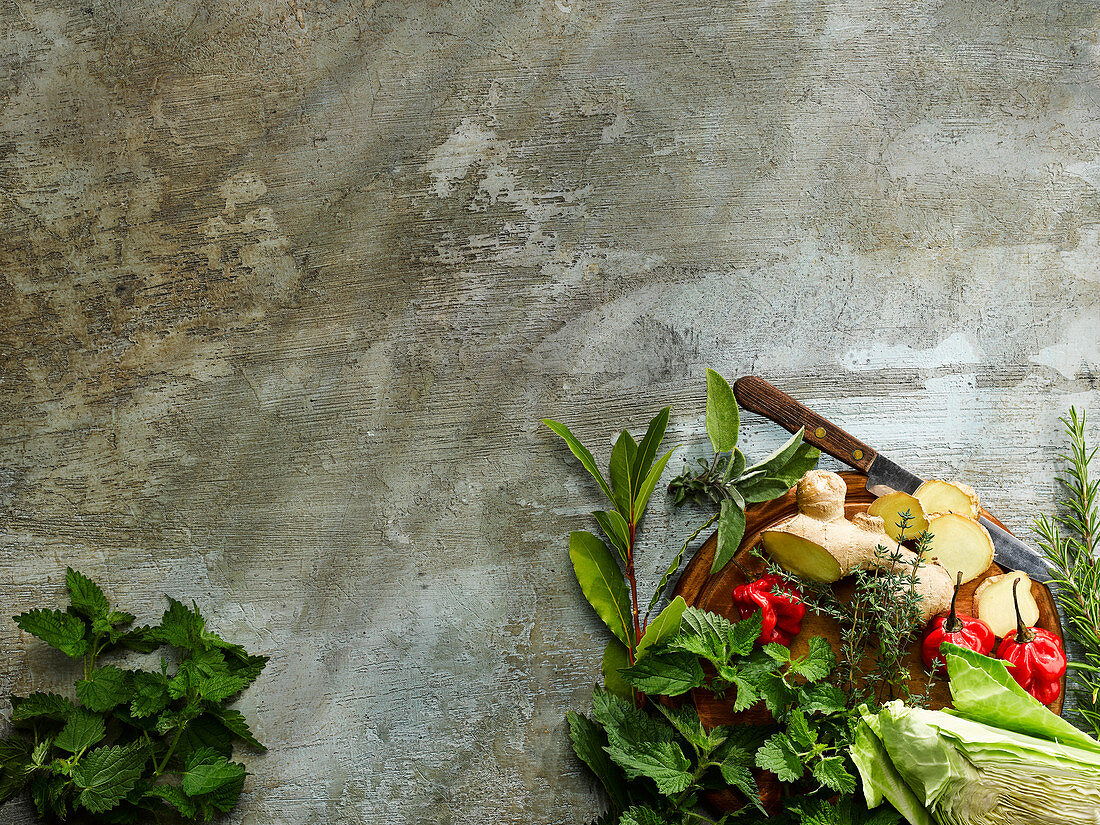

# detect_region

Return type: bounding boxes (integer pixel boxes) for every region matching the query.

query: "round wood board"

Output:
[672,472,1066,731]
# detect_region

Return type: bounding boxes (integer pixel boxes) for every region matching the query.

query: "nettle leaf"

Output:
[620,805,669,825]
[11,692,74,724]
[65,569,111,621]
[569,531,633,647]
[654,704,711,753]
[592,510,631,563]
[76,666,130,713]
[226,652,268,687]
[635,596,686,660]
[756,670,793,718]
[118,625,162,653]
[176,714,235,759]
[670,607,759,664]
[631,406,670,494]
[812,755,856,794]
[54,708,106,754]
[152,598,206,651]
[542,419,616,504]
[0,737,35,804]
[72,742,148,813]
[567,712,628,813]
[619,652,704,697]
[705,369,739,454]
[197,672,250,703]
[755,733,803,783]
[14,609,87,658]
[718,752,759,809]
[144,784,198,818]
[710,498,746,574]
[604,739,693,796]
[130,670,171,719]
[786,710,816,750]
[798,683,847,716]
[210,707,265,750]
[180,747,246,797]
[609,430,638,518]
[590,689,672,750]
[788,636,835,683]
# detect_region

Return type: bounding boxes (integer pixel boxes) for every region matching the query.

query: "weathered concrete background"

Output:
[1,0,1098,822]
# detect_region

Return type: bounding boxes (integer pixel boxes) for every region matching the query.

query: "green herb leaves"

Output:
[705,369,739,454]
[1,569,265,823]
[670,370,821,574]
[546,408,674,672]
[570,532,635,647]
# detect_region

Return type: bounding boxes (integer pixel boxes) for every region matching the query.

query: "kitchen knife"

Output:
[732,375,1051,584]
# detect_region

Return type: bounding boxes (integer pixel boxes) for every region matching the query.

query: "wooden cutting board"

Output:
[672,472,1066,727]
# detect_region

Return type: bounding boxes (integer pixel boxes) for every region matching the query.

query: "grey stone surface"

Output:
[0,0,1098,822]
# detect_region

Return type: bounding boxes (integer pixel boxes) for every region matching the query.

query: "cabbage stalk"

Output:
[852,645,1100,825]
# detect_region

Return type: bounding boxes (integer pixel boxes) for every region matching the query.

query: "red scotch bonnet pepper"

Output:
[996,578,1067,705]
[921,571,996,674]
[732,573,805,645]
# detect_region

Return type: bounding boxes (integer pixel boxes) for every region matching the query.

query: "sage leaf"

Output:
[705,369,739,454]
[744,427,805,476]
[543,419,616,504]
[632,448,675,522]
[723,448,746,483]
[631,407,669,495]
[570,531,634,647]
[711,498,746,574]
[636,596,687,659]
[737,476,793,504]
[609,430,637,518]
[592,510,631,564]
[770,442,821,487]
[602,638,634,700]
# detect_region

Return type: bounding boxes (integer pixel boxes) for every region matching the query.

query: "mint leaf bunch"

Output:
[1,569,266,823]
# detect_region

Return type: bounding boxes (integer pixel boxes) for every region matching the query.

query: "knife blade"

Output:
[732,375,1052,584]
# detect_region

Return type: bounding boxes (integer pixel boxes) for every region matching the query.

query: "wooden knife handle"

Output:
[732,376,878,472]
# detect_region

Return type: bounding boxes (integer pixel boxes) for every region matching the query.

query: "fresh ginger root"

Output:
[761,470,953,622]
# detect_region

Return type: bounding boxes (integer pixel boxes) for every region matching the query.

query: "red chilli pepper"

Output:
[732,573,805,646]
[996,578,1067,705]
[921,571,996,675]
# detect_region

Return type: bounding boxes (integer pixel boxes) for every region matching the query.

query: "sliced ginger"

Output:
[914,479,981,520]
[761,470,953,622]
[867,491,930,542]
[975,572,1039,637]
[925,513,994,584]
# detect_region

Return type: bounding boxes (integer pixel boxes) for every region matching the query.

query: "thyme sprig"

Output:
[1035,407,1100,737]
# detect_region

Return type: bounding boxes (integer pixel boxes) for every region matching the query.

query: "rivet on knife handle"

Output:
[732,375,878,473]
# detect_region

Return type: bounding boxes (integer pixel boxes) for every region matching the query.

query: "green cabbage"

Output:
[851,645,1100,825]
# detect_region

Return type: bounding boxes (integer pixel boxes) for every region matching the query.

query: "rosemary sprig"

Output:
[1034,407,1100,737]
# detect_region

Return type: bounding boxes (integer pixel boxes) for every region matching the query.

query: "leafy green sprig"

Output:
[669,371,820,574]
[569,607,880,823]
[1,569,266,823]
[1035,407,1100,737]
[785,513,932,707]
